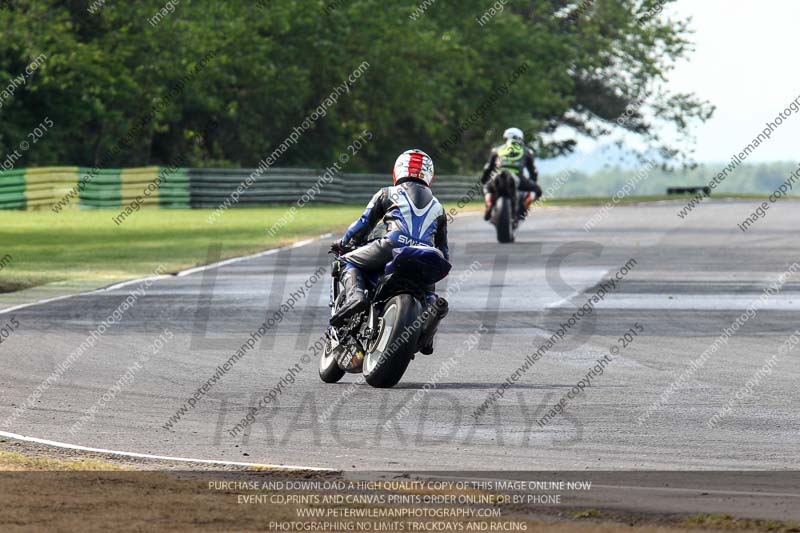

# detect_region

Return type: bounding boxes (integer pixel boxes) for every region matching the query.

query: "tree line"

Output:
[0,0,711,173]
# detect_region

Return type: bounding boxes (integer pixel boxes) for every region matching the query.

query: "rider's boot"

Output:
[519,192,532,219]
[330,267,368,326]
[418,296,449,355]
[483,193,494,221]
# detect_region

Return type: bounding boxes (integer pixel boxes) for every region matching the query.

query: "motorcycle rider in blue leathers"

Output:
[329,149,449,354]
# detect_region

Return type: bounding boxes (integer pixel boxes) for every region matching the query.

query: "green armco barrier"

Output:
[160,168,191,209]
[0,169,26,210]
[79,168,122,207]
[0,167,481,210]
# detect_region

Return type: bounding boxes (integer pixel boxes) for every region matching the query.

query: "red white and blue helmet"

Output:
[393,149,435,186]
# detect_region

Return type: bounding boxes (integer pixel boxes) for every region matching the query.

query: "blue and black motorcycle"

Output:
[318,243,451,388]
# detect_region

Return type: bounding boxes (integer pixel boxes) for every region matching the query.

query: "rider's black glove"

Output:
[329,239,346,255]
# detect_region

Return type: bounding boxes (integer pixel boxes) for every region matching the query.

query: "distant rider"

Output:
[329,149,449,354]
[480,127,542,221]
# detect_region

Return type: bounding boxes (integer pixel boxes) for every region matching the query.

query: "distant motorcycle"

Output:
[318,242,451,388]
[487,170,527,243]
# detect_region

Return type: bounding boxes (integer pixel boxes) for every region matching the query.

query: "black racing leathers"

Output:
[481,141,541,199]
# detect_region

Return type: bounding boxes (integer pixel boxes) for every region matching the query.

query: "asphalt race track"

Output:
[2,200,799,481]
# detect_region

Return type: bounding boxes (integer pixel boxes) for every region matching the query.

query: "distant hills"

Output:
[537,144,648,175]
[539,155,799,198]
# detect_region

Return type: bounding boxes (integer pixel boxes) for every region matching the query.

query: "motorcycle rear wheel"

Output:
[363,294,421,388]
[493,196,515,243]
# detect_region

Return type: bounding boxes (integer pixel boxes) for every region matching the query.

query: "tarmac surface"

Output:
[1,200,799,519]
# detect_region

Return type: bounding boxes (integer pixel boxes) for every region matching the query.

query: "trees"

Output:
[0,0,711,172]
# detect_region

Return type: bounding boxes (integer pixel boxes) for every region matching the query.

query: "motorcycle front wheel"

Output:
[319,332,346,383]
[363,294,421,388]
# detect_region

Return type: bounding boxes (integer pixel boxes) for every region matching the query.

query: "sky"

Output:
[665,0,800,163]
[548,0,800,168]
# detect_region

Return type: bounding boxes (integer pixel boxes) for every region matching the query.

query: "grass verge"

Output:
[540,193,778,207]
[682,514,800,532]
[0,450,123,471]
[0,206,363,292]
[0,445,793,532]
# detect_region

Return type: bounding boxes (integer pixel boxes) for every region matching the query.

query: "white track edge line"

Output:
[0,293,84,316]
[0,232,337,471]
[0,430,335,471]
[0,233,334,316]
[102,275,172,292]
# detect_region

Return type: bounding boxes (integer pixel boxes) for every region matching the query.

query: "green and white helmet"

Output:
[502,127,524,142]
